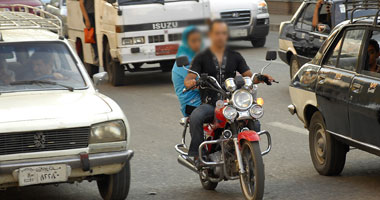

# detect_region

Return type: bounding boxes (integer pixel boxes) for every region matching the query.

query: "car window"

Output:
[0,42,86,93]
[295,3,316,31]
[324,29,366,71]
[362,31,380,78]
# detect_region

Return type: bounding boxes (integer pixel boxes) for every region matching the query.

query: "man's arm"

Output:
[312,0,323,28]
[79,0,91,29]
[184,73,198,89]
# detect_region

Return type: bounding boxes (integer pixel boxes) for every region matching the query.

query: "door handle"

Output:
[318,74,326,84]
[309,35,314,41]
[351,83,362,93]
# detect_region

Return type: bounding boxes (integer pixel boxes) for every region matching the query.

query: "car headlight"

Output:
[122,37,145,45]
[90,120,126,144]
[232,89,253,110]
[257,1,268,14]
[122,38,133,45]
[249,104,264,119]
[133,37,145,44]
[223,106,238,120]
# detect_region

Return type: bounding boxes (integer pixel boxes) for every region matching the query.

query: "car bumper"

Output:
[114,45,177,65]
[0,150,134,187]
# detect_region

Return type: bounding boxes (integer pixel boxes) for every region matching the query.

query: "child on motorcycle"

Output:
[172,26,203,116]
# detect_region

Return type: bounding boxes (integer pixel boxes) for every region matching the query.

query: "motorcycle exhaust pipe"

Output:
[177,155,199,174]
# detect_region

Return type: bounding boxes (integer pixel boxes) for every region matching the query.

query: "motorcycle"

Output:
[174,51,277,200]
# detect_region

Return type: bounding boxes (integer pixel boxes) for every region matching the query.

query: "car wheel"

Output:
[97,161,131,200]
[309,111,348,176]
[289,55,300,79]
[160,60,175,72]
[251,38,266,48]
[105,43,124,86]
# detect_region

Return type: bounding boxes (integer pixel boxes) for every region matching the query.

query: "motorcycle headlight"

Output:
[232,89,253,110]
[223,106,238,120]
[249,104,264,119]
[90,120,126,144]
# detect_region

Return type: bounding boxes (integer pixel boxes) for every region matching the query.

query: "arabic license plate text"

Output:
[230,29,248,38]
[18,164,68,186]
[155,44,179,56]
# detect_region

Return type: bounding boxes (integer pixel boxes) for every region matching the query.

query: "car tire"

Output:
[251,38,266,48]
[160,60,175,72]
[105,43,124,86]
[97,161,131,200]
[289,55,300,79]
[309,111,348,176]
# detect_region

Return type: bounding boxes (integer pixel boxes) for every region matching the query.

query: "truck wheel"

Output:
[97,161,131,200]
[105,43,124,86]
[160,60,175,72]
[289,55,299,79]
[251,38,266,48]
[309,111,348,176]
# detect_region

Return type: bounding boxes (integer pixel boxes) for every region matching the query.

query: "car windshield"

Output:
[118,0,195,5]
[334,3,379,25]
[0,42,86,93]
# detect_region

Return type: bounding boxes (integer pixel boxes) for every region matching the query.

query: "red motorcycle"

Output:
[175,51,277,200]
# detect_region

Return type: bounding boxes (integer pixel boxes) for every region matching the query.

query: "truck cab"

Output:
[67,0,210,86]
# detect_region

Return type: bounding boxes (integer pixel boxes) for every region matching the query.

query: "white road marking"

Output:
[267,121,308,135]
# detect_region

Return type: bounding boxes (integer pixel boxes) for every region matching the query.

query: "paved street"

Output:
[2,32,380,200]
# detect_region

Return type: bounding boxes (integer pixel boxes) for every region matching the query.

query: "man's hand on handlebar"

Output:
[255,74,278,85]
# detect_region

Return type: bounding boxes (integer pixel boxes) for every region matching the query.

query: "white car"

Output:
[209,0,270,47]
[0,5,133,200]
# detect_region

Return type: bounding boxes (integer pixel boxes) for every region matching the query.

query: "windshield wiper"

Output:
[10,80,74,92]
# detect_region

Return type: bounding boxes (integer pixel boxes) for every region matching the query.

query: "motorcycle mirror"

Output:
[176,56,190,67]
[265,51,277,61]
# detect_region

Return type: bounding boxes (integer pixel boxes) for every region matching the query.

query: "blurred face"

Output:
[33,59,53,76]
[209,22,229,49]
[187,32,202,53]
[368,44,379,66]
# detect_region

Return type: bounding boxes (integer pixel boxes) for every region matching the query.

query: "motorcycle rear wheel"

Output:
[239,141,265,200]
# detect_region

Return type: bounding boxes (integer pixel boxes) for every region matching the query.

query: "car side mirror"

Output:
[266,51,277,61]
[176,56,190,67]
[93,72,108,85]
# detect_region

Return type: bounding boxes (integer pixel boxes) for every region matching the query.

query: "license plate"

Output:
[155,44,179,56]
[230,29,248,38]
[18,164,68,186]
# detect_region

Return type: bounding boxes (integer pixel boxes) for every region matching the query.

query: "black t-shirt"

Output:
[190,48,250,105]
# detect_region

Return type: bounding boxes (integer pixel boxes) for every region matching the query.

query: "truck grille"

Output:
[221,10,251,26]
[0,127,90,156]
[149,35,165,43]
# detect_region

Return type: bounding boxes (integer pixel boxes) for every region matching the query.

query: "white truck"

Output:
[209,0,270,47]
[67,0,210,86]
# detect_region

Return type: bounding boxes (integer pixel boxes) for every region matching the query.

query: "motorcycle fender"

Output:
[238,130,260,144]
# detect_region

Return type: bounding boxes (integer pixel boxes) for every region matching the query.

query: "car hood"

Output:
[0,91,112,124]
[209,0,258,13]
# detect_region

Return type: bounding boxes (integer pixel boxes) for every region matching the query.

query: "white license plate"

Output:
[230,29,248,38]
[18,164,68,186]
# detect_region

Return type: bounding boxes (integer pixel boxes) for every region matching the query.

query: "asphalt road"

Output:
[2,32,380,200]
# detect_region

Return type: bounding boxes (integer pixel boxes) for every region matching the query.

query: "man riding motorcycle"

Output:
[184,20,274,161]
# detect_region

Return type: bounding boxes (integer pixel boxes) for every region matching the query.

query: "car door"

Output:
[292,3,316,66]
[308,2,332,57]
[316,28,366,137]
[348,30,380,147]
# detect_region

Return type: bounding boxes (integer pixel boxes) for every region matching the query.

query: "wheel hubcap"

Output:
[314,125,327,164]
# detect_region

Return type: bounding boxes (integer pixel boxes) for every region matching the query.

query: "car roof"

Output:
[0,29,60,43]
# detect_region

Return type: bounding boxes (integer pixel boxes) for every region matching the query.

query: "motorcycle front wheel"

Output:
[239,141,265,200]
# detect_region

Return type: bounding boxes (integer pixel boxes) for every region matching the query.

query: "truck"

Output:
[67,0,210,86]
